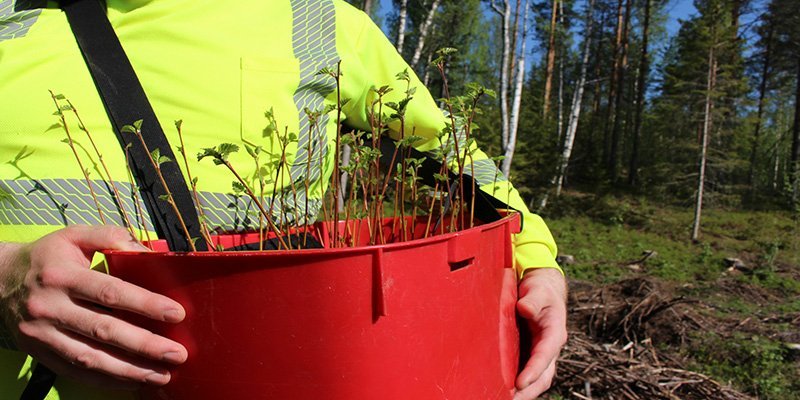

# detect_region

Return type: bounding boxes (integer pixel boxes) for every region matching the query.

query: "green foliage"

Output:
[690,333,798,399]
[197,143,240,165]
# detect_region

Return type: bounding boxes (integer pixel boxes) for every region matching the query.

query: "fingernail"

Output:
[163,309,184,322]
[145,371,170,385]
[162,351,186,364]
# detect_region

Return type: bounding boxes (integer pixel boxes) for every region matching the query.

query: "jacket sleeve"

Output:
[338,8,560,279]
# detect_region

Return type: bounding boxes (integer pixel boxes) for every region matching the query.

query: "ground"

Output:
[538,192,800,400]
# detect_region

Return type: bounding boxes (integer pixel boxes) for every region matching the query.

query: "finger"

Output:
[64,268,185,323]
[513,359,556,400]
[27,327,172,386]
[32,348,142,391]
[55,225,149,259]
[516,307,567,389]
[56,300,187,365]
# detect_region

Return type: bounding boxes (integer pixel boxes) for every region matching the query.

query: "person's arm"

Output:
[0,225,188,389]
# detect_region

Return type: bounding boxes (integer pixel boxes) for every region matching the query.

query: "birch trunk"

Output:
[692,47,717,242]
[554,0,595,197]
[410,0,442,68]
[555,0,565,144]
[362,0,373,15]
[628,0,651,185]
[542,0,559,119]
[504,0,529,176]
[491,0,512,172]
[396,0,408,53]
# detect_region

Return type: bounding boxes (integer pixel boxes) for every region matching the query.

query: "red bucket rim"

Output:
[103,212,520,258]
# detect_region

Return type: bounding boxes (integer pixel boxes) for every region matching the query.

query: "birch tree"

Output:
[396,0,409,52]
[555,0,596,197]
[692,45,717,241]
[491,0,528,176]
[508,0,529,173]
[410,0,443,69]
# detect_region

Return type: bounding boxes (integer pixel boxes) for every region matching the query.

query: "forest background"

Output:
[344,0,800,398]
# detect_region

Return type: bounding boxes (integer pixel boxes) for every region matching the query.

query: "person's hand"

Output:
[0,225,188,390]
[514,267,568,400]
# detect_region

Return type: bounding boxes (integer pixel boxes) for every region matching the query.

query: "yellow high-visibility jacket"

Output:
[0,0,559,397]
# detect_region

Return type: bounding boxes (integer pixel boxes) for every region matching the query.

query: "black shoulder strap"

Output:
[22,1,206,398]
[59,0,207,252]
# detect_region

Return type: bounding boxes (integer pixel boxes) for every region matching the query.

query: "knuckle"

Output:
[96,282,122,306]
[72,351,98,370]
[24,298,51,320]
[16,321,39,339]
[90,318,116,342]
[558,329,568,347]
[36,267,67,289]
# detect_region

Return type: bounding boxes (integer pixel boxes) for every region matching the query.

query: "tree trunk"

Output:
[608,0,631,183]
[502,0,528,176]
[555,0,596,197]
[542,0,559,119]
[396,0,408,53]
[492,0,512,174]
[692,47,717,242]
[628,0,651,186]
[362,0,373,15]
[791,60,800,203]
[556,0,565,144]
[410,0,442,69]
[748,23,772,191]
[603,0,625,176]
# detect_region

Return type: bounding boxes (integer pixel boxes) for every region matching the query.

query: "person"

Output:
[0,0,567,399]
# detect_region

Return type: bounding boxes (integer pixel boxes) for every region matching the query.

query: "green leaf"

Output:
[158,194,171,201]
[395,69,410,82]
[133,119,143,130]
[217,143,240,158]
[231,181,246,193]
[121,125,137,134]
[174,119,183,130]
[157,155,172,165]
[150,148,161,163]
[54,94,66,100]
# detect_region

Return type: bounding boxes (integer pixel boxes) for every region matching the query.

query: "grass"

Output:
[688,332,800,400]
[543,191,800,288]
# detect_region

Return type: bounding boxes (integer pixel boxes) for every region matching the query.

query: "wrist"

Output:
[0,242,25,350]
[519,267,567,301]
